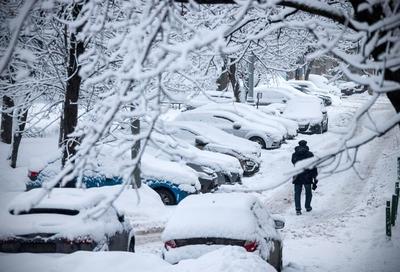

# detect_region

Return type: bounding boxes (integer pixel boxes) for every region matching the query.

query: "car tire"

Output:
[154,188,176,205]
[249,136,266,149]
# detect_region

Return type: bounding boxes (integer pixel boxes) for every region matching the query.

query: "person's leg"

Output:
[304,184,312,211]
[294,184,302,213]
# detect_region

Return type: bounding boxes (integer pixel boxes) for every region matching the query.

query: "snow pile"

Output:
[0,247,274,272]
[0,252,170,272]
[174,246,276,272]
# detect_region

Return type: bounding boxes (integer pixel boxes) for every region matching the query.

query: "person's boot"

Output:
[306,207,312,212]
[296,210,302,215]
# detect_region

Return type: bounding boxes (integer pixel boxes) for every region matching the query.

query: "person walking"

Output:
[291,140,318,215]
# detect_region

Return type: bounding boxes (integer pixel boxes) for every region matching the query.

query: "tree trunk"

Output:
[10,107,28,168]
[304,60,314,80]
[61,3,85,166]
[1,96,14,144]
[130,117,141,188]
[228,60,240,102]
[216,61,229,92]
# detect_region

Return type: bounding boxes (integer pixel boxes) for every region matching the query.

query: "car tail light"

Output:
[243,240,257,252]
[164,240,176,250]
[28,170,40,181]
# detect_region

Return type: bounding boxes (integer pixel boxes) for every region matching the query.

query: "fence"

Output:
[386,157,400,238]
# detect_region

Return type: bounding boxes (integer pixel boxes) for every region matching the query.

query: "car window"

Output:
[175,128,198,141]
[213,115,234,124]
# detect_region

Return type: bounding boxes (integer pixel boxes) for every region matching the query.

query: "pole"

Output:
[247,53,255,104]
[392,195,397,226]
[386,201,391,237]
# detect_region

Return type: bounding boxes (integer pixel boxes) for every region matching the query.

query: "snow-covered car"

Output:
[308,74,341,95]
[0,188,134,253]
[142,153,217,205]
[149,132,243,185]
[281,98,328,134]
[336,80,367,96]
[26,154,213,206]
[161,193,284,271]
[287,80,333,106]
[175,109,284,149]
[196,102,298,139]
[164,121,261,176]
[254,85,313,106]
[185,90,235,109]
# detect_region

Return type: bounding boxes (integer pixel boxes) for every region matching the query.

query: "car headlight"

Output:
[245,160,255,167]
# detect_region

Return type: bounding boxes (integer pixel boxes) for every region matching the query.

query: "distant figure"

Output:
[291,140,318,215]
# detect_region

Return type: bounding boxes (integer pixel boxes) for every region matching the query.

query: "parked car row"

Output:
[1,189,285,271]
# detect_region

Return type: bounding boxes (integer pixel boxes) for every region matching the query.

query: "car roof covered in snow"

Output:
[166,121,261,158]
[2,188,125,241]
[282,98,323,123]
[162,193,279,242]
[177,109,284,140]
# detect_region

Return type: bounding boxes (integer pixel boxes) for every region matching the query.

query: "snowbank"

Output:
[0,247,275,272]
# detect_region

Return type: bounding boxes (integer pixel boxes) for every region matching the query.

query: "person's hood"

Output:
[294,145,309,154]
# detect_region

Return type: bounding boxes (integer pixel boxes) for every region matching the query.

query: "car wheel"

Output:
[249,136,266,149]
[154,188,176,205]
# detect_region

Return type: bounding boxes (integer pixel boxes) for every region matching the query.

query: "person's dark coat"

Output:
[291,145,317,185]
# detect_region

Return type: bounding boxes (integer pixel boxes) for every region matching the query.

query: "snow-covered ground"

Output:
[0,94,399,271]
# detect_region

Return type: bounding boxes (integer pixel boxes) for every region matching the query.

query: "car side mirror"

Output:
[233,123,241,130]
[271,214,285,229]
[195,136,208,147]
[274,219,285,229]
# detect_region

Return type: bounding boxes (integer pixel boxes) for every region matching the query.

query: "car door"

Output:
[211,115,248,139]
[264,90,289,104]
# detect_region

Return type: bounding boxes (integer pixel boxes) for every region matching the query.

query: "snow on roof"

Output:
[186,91,234,108]
[2,189,125,241]
[178,109,284,141]
[8,188,105,213]
[167,121,261,158]
[282,98,323,123]
[141,153,200,192]
[197,102,297,136]
[162,193,278,242]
